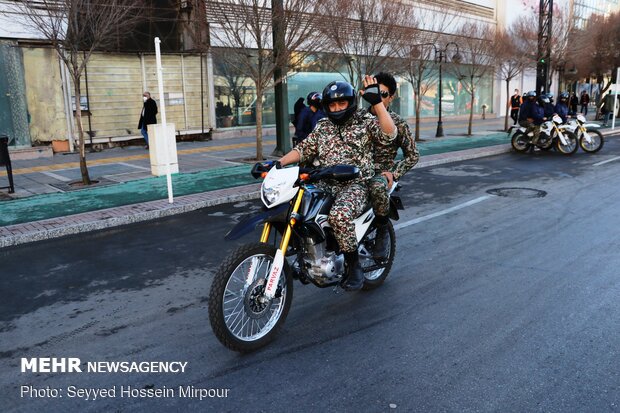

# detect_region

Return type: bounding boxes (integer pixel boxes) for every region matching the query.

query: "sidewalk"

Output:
[0,117,616,248]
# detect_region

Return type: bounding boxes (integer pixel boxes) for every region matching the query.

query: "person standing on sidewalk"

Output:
[580,90,590,116]
[509,89,522,125]
[569,92,578,115]
[364,72,419,260]
[138,91,158,149]
[278,77,397,291]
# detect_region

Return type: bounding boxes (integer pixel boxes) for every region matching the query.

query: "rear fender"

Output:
[389,195,404,221]
[225,203,289,241]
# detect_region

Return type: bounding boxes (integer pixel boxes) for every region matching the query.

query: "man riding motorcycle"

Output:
[518,90,545,145]
[278,76,396,291]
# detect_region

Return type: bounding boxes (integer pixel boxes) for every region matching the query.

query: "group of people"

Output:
[509,89,592,128]
[279,72,419,291]
[514,90,573,145]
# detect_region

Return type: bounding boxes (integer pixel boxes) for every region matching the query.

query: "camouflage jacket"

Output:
[366,109,419,181]
[293,109,396,181]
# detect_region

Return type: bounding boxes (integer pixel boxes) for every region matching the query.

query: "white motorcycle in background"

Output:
[510,114,579,155]
[208,161,403,352]
[560,114,604,153]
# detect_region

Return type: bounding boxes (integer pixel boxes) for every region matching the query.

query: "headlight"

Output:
[263,187,280,204]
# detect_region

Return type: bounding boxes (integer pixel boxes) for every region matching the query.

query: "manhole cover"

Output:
[486,187,547,198]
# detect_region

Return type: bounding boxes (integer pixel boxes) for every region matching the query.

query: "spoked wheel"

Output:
[208,243,293,352]
[358,220,396,290]
[511,131,530,153]
[579,128,604,153]
[555,131,578,155]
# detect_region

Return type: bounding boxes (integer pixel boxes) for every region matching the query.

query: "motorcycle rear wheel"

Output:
[359,220,396,290]
[208,243,293,352]
[555,131,578,155]
[579,129,604,153]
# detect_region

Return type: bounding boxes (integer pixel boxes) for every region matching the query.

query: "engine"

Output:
[301,238,344,286]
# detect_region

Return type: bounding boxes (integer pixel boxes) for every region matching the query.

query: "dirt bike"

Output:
[560,114,604,153]
[208,161,403,352]
[510,114,578,155]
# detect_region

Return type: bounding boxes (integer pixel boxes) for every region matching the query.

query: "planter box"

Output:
[51,140,70,153]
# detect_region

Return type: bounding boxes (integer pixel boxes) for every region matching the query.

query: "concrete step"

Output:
[9,146,53,160]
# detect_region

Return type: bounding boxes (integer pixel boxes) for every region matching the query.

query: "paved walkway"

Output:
[0,116,616,248]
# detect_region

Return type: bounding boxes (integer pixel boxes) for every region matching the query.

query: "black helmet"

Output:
[525,90,537,97]
[307,92,322,108]
[559,92,569,99]
[321,81,357,125]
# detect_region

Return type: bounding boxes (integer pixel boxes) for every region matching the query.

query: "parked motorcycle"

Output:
[560,114,604,153]
[208,161,403,352]
[510,114,578,155]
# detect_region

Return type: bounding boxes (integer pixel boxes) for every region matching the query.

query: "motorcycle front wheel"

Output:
[511,131,530,153]
[359,220,396,290]
[579,129,604,153]
[555,131,578,155]
[208,243,293,352]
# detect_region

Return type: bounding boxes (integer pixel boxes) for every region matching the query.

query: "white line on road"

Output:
[40,171,71,182]
[593,156,620,167]
[393,195,493,231]
[117,162,151,171]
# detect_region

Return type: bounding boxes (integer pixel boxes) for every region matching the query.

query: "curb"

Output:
[0,143,546,249]
[0,183,260,249]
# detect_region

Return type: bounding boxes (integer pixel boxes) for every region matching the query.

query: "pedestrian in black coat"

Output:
[138,91,158,149]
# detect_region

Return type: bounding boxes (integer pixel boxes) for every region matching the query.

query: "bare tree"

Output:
[206,0,323,160]
[572,12,620,112]
[448,21,496,136]
[396,6,458,141]
[511,5,581,91]
[494,27,527,131]
[7,0,144,185]
[320,0,414,90]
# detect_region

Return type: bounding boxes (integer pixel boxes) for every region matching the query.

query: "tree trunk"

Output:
[467,85,475,136]
[504,79,510,131]
[73,76,91,185]
[414,80,422,141]
[255,87,264,160]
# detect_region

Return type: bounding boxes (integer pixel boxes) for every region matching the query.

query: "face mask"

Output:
[143,96,148,102]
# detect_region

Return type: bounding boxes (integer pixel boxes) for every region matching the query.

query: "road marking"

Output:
[117,162,150,171]
[593,156,620,166]
[393,195,492,231]
[0,140,278,177]
[40,171,71,182]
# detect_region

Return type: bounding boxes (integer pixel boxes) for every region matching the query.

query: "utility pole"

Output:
[271,0,291,156]
[536,0,553,95]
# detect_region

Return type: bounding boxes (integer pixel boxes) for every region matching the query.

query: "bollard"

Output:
[0,135,15,194]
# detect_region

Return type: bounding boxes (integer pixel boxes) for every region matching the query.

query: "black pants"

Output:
[510,109,519,124]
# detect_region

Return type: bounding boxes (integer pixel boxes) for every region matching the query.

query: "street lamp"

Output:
[434,42,462,138]
[412,42,462,137]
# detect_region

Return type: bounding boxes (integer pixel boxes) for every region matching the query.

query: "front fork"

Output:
[579,125,592,143]
[261,189,304,299]
[554,124,569,146]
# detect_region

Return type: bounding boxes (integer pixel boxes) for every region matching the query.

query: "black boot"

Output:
[373,215,390,260]
[342,251,364,291]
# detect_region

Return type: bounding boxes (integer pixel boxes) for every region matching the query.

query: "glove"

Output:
[362,83,382,106]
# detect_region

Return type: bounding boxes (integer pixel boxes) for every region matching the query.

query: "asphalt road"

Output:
[2,136,620,412]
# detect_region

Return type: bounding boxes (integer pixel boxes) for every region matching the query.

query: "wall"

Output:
[21,48,212,143]
[22,47,67,143]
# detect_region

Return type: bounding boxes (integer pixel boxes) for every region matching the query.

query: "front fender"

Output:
[225,203,289,241]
